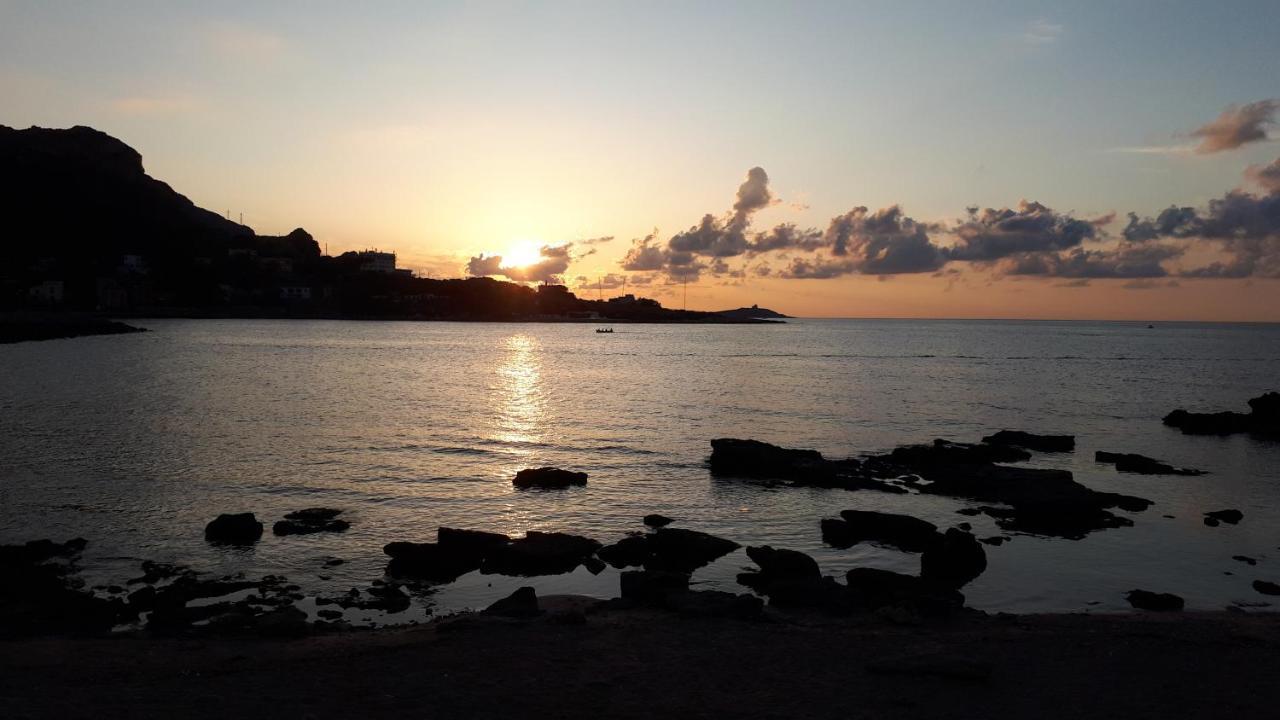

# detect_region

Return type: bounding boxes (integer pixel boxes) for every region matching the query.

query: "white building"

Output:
[28,280,65,305]
[358,250,397,273]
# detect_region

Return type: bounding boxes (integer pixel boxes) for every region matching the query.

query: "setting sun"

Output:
[501,240,543,269]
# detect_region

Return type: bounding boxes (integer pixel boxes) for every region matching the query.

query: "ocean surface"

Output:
[2,318,1279,621]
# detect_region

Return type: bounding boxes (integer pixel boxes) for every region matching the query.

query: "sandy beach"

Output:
[3,607,1278,720]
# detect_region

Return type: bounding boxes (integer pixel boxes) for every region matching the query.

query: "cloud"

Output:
[1190,99,1277,154]
[1022,20,1064,45]
[947,201,1105,262]
[667,167,774,259]
[621,232,667,271]
[822,205,948,274]
[467,243,574,284]
[467,254,504,277]
[779,257,858,279]
[1117,164,1280,278]
[1247,157,1280,194]
[578,236,615,246]
[750,223,824,253]
[1003,243,1183,279]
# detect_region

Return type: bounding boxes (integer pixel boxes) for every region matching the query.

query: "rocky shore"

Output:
[0,312,145,344]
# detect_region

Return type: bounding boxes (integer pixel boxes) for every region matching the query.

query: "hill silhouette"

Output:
[0,125,775,323]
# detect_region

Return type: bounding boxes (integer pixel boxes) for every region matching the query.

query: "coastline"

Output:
[3,608,1277,719]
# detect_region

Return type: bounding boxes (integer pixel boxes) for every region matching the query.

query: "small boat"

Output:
[595,328,614,334]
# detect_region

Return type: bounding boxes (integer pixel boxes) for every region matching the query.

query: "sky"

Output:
[2,1,1279,320]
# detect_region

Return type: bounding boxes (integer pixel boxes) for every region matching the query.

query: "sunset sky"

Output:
[3,1,1278,320]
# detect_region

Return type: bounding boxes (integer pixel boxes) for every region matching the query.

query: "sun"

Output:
[502,239,543,269]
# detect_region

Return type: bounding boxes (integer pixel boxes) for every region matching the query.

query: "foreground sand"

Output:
[2,607,1278,719]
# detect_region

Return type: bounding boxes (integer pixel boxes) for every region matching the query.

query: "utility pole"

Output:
[683,279,687,310]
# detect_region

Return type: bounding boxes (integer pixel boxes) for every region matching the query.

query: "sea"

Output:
[2,318,1278,621]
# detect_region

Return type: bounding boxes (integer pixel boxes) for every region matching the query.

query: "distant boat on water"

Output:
[595,328,614,333]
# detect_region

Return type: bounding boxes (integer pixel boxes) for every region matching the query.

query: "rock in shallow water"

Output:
[273,508,351,536]
[821,511,939,552]
[982,430,1075,453]
[1095,451,1205,476]
[1253,580,1280,596]
[1126,589,1184,611]
[484,586,542,618]
[513,467,588,489]
[204,513,264,544]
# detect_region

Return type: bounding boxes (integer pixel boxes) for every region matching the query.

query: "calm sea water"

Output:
[2,318,1279,619]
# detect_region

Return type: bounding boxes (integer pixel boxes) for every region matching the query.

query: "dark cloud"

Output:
[1246,157,1280,194]
[1118,165,1280,278]
[1004,243,1183,279]
[1191,99,1277,154]
[822,206,948,274]
[947,201,1104,262]
[620,232,667,271]
[466,254,504,277]
[578,235,615,246]
[749,223,824,253]
[779,257,857,279]
[667,167,775,259]
[1122,206,1198,242]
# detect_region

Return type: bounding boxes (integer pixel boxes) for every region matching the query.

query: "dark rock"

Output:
[484,586,542,618]
[204,513,264,544]
[980,536,1009,546]
[709,438,826,479]
[744,546,821,582]
[619,569,690,605]
[0,538,136,637]
[845,568,965,615]
[1163,409,1251,435]
[644,528,740,573]
[956,508,983,516]
[582,556,607,575]
[982,430,1075,453]
[874,439,1032,469]
[822,511,939,552]
[317,609,343,620]
[1095,451,1205,476]
[909,463,1151,540]
[1233,555,1258,566]
[921,529,987,589]
[273,516,350,536]
[512,467,588,489]
[1205,509,1243,525]
[1164,393,1280,436]
[1126,589,1184,611]
[1204,517,1220,527]
[283,508,343,522]
[738,546,824,605]
[643,514,674,528]
[481,532,602,576]
[1253,580,1280,596]
[383,541,482,581]
[437,527,511,556]
[597,535,652,569]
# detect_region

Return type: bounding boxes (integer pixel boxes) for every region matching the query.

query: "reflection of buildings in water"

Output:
[492,334,545,451]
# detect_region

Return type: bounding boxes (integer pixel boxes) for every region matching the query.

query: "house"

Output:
[28,280,64,305]
[279,285,312,301]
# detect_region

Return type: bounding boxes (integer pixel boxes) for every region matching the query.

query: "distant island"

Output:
[0,125,783,326]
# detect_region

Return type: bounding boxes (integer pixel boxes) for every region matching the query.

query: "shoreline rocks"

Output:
[1163,392,1280,437]
[1095,452,1206,476]
[982,430,1075,453]
[1203,509,1243,527]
